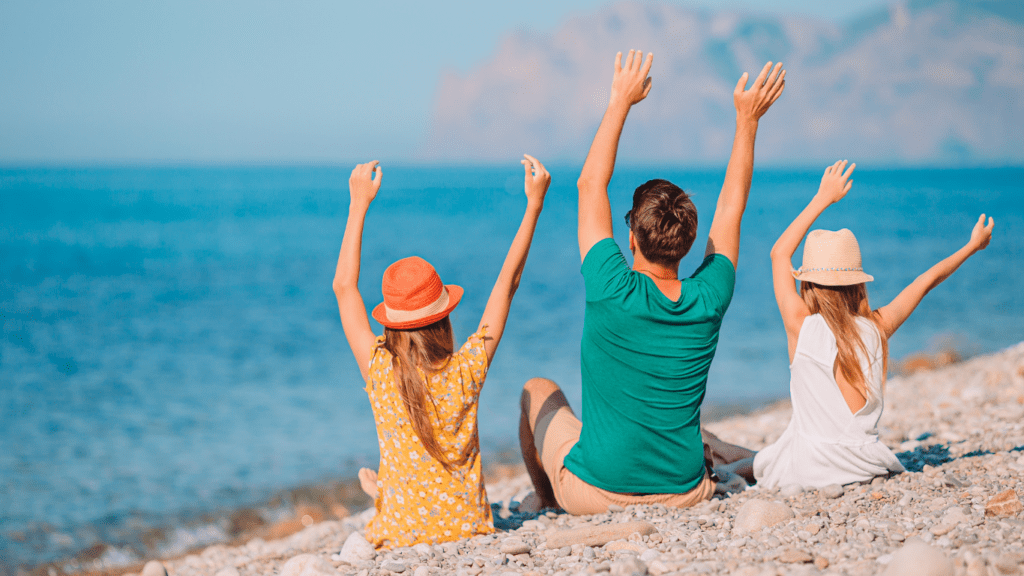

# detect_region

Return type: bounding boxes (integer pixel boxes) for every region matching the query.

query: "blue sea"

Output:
[1,165,1022,571]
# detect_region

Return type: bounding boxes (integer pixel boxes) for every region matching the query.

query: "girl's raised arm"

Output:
[478,154,550,364]
[769,160,854,360]
[333,161,382,380]
[876,214,994,339]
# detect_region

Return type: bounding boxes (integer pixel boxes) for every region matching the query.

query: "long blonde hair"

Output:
[382,318,473,472]
[800,282,889,398]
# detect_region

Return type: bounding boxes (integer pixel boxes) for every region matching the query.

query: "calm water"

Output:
[1,165,1022,569]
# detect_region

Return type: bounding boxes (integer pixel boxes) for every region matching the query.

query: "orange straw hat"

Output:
[792,229,874,286]
[372,256,463,330]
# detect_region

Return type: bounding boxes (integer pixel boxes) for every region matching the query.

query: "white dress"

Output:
[753,314,905,489]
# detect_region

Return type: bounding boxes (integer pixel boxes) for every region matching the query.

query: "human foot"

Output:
[713,470,749,495]
[358,468,379,500]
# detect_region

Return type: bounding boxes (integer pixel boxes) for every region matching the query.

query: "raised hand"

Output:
[734,61,785,122]
[968,214,995,251]
[815,160,855,206]
[609,49,653,108]
[349,161,382,208]
[521,154,550,208]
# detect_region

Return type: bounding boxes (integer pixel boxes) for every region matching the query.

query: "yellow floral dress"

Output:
[363,328,494,548]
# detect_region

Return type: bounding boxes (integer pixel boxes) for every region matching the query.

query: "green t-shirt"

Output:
[563,238,736,494]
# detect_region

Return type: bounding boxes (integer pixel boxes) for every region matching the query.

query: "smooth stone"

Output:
[141,561,168,576]
[413,543,432,556]
[413,567,429,576]
[336,532,376,564]
[986,489,1024,517]
[778,549,812,564]
[280,554,342,576]
[781,484,804,498]
[521,519,546,531]
[608,504,625,513]
[609,555,647,576]
[606,540,645,554]
[733,499,794,534]
[639,548,659,562]
[380,560,407,573]
[214,568,240,576]
[821,484,845,499]
[881,539,953,576]
[545,521,658,549]
[499,538,531,556]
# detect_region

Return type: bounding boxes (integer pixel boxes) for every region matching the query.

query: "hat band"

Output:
[796,266,864,273]
[384,287,450,323]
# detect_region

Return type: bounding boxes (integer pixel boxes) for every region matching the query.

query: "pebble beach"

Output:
[64,341,1024,576]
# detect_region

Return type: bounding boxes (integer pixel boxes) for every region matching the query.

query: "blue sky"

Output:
[0,0,890,164]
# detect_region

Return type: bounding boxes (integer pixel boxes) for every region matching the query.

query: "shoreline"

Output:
[11,343,1009,576]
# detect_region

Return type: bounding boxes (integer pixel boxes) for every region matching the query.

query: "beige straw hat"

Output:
[792,229,874,286]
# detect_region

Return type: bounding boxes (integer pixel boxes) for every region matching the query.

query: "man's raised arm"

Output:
[577,50,653,262]
[704,61,785,269]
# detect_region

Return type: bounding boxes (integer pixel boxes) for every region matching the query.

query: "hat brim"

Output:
[792,270,874,287]
[371,284,463,330]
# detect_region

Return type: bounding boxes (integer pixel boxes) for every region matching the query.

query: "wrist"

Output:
[735,113,759,131]
[526,199,544,214]
[348,199,371,214]
[606,97,631,115]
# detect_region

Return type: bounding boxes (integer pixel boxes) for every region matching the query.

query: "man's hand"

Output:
[349,161,382,208]
[814,160,855,206]
[522,154,550,208]
[734,62,785,123]
[968,213,995,251]
[609,50,653,109]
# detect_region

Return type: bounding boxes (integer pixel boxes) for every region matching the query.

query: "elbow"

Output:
[332,277,350,295]
[576,176,591,192]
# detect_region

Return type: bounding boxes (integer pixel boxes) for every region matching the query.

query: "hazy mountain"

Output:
[421,0,1024,165]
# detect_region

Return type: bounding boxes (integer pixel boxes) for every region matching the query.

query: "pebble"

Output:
[380,560,407,573]
[821,484,845,499]
[141,561,168,576]
[214,568,240,576]
[280,554,341,576]
[881,539,953,576]
[499,538,531,555]
[413,567,429,576]
[609,556,646,576]
[778,549,813,563]
[733,499,795,534]
[545,521,658,548]
[334,532,375,565]
[781,484,804,498]
[985,489,1024,517]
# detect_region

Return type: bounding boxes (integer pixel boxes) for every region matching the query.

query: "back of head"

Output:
[800,282,889,397]
[627,179,698,266]
[383,317,471,471]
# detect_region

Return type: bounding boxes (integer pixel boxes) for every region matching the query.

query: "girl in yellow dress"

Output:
[332,155,550,548]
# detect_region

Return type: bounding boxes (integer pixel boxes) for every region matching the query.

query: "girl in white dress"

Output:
[752,160,995,489]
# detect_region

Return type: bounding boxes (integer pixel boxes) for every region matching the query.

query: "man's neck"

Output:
[632,252,680,280]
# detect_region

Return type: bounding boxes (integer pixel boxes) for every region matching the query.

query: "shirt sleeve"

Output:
[689,253,736,316]
[581,238,633,303]
[457,325,489,390]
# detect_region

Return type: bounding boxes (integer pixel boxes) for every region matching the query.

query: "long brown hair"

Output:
[800,282,889,399]
[382,317,471,472]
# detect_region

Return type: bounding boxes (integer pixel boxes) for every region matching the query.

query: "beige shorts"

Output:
[536,405,715,515]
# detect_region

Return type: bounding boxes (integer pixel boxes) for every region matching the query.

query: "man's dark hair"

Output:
[624,179,698,266]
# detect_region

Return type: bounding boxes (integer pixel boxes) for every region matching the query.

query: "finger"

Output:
[766,62,783,87]
[641,52,653,78]
[372,166,382,186]
[524,153,546,174]
[734,72,749,94]
[977,213,986,227]
[843,162,856,179]
[626,49,635,70]
[767,70,786,99]
[768,80,785,105]
[838,160,849,175]
[523,158,532,178]
[754,61,772,87]
[844,180,853,193]
[615,51,623,72]
[642,77,653,98]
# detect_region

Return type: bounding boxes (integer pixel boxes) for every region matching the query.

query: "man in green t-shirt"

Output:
[518,50,785,514]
